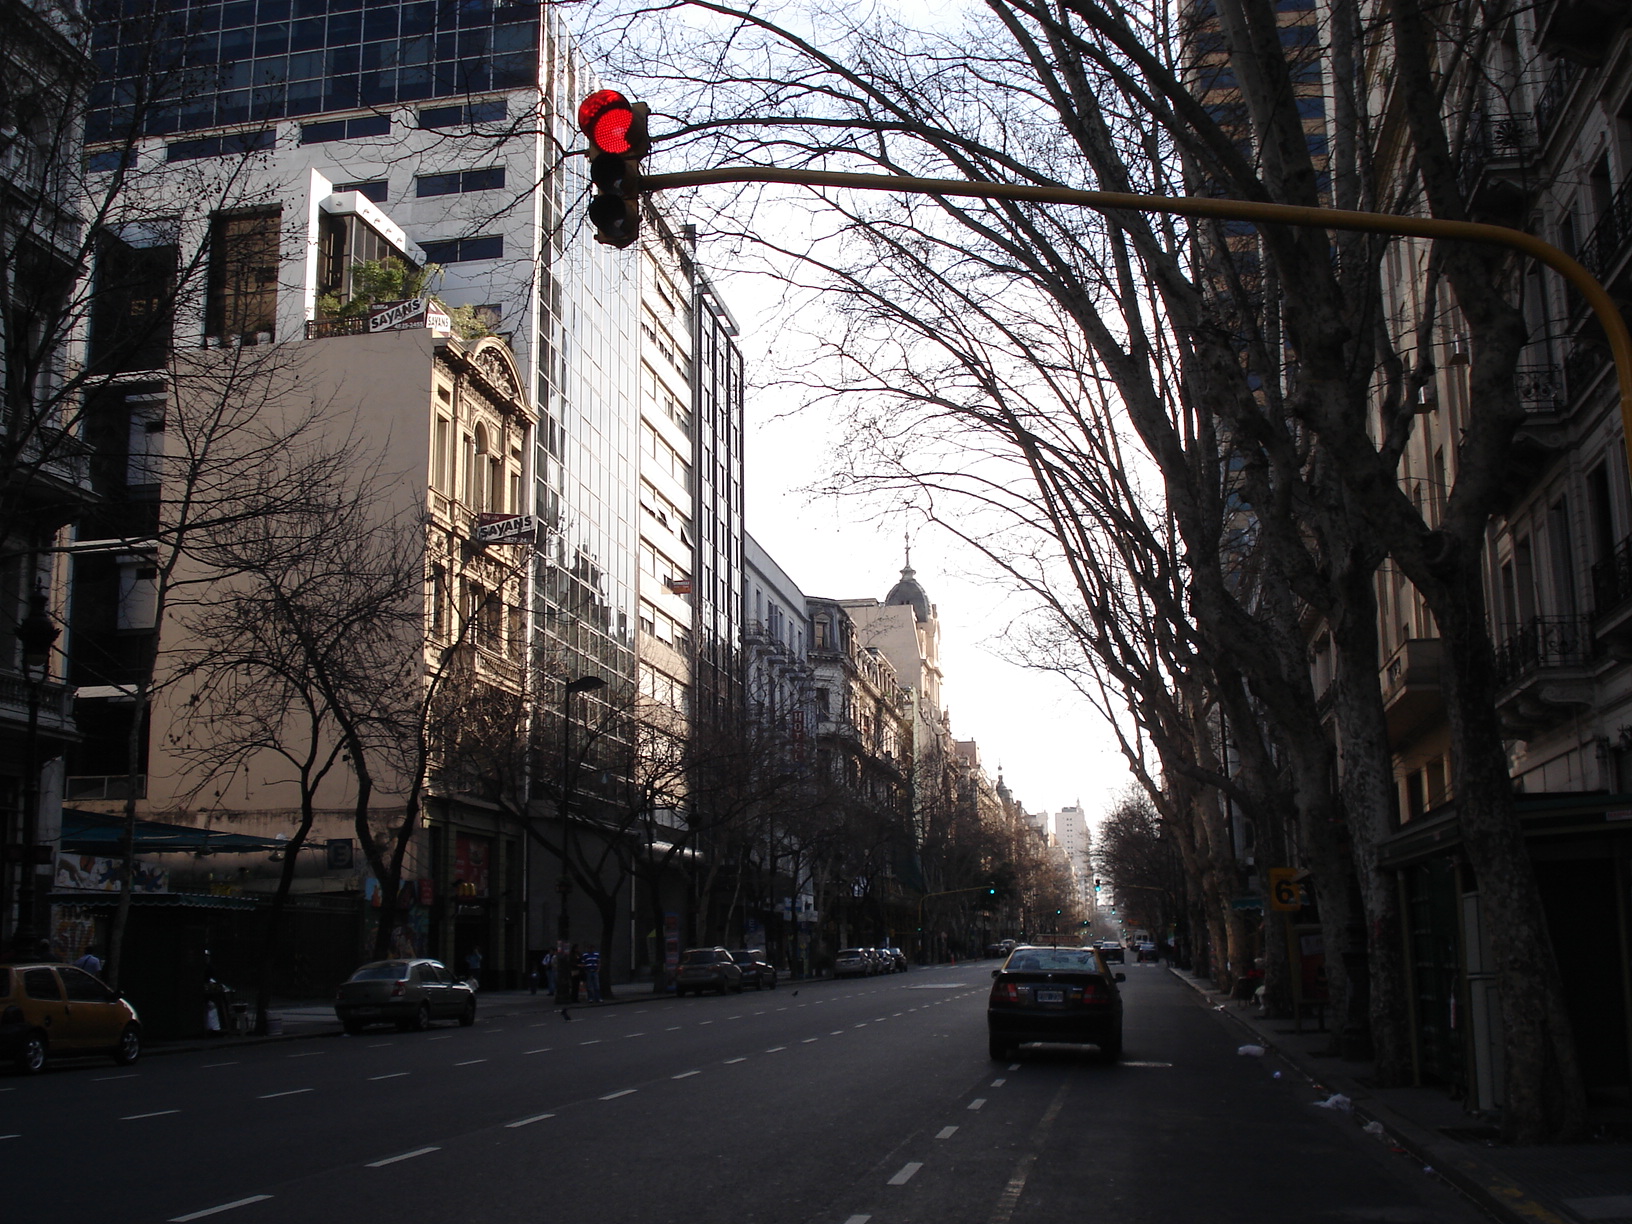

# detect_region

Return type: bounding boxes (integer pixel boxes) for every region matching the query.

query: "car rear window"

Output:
[350,962,411,981]
[679,950,720,965]
[1005,950,1101,972]
[837,949,864,957]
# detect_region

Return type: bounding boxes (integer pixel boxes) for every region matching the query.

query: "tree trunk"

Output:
[1428,560,1585,1141]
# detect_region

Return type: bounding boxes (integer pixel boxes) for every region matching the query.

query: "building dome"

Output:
[885,563,932,623]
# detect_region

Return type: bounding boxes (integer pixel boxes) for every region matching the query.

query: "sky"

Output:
[720,270,1135,825]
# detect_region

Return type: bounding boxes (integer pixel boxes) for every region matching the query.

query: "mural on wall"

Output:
[54,854,168,893]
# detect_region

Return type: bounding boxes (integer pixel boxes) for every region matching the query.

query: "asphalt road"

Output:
[4,964,1488,1224]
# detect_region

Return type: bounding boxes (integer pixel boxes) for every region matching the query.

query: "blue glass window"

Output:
[416,166,504,195]
[421,235,503,263]
[336,178,388,202]
[165,127,275,161]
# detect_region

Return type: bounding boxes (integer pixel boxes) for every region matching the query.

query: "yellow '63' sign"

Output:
[1267,867,1303,912]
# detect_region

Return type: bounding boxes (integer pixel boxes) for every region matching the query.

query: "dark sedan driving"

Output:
[987,944,1125,1062]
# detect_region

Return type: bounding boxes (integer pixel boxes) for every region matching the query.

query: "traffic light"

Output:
[986,886,997,896]
[578,89,649,248]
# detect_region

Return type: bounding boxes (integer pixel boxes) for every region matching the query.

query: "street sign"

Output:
[475,512,537,545]
[1267,867,1303,912]
[368,297,452,333]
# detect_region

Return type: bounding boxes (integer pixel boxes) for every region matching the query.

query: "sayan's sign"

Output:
[475,513,537,545]
[368,297,453,333]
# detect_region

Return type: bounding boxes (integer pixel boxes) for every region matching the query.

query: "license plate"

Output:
[1035,990,1063,1004]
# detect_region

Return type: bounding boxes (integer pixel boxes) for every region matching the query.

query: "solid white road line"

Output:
[121,1109,180,1120]
[258,1089,312,1099]
[168,1194,273,1221]
[505,1113,555,1128]
[936,1126,958,1139]
[600,1089,637,1100]
[968,1098,987,1110]
[368,1073,409,1081]
[367,1147,440,1167]
[888,1162,923,1185]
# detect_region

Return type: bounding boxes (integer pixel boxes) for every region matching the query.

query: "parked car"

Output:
[987,944,1125,1062]
[882,947,908,973]
[1136,941,1159,963]
[334,959,476,1034]
[833,948,871,978]
[1096,940,1125,965]
[729,949,778,990]
[1,962,142,1074]
[675,947,744,996]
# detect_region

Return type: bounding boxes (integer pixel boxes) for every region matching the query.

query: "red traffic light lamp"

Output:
[578,90,649,248]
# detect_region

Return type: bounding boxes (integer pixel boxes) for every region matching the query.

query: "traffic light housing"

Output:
[578,90,649,248]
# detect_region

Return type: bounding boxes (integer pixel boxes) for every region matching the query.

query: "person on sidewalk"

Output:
[465,945,483,991]
[541,949,555,996]
[583,944,602,1003]
[568,943,584,1002]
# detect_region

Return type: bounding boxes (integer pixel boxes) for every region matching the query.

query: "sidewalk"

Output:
[1169,966,1632,1224]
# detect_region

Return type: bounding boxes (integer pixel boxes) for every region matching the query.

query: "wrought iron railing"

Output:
[1493,614,1595,687]
[304,316,371,340]
[1580,175,1632,282]
[1515,363,1563,412]
[1534,59,1582,136]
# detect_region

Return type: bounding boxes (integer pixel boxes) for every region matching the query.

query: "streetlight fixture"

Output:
[11,583,60,959]
[554,673,605,1003]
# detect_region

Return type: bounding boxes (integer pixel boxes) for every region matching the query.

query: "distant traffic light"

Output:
[577,89,649,248]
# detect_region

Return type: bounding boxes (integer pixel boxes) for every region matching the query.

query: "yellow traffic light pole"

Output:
[639,166,1632,462]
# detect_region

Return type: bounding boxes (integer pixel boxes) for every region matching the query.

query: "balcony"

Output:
[1592,533,1632,655]
[0,675,77,738]
[1458,110,1537,221]
[1493,615,1597,737]
[1536,0,1630,65]
[1533,59,1583,137]
[5,423,94,521]
[1380,638,1444,743]
[1579,176,1632,286]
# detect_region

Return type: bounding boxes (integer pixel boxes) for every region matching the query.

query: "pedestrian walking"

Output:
[541,949,555,996]
[75,945,103,976]
[583,944,602,1003]
[465,945,483,991]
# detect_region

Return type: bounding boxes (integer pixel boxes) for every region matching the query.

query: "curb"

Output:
[1168,968,1572,1224]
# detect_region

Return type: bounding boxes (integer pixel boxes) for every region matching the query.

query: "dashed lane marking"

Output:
[93,1073,138,1081]
[623,1032,645,1038]
[600,1089,637,1101]
[505,1113,555,1128]
[673,1070,700,1079]
[936,1126,958,1139]
[168,1194,273,1221]
[201,1062,239,1069]
[991,1078,1006,1086]
[579,1040,602,1046]
[454,1059,487,1066]
[888,1162,924,1186]
[367,1147,439,1167]
[121,1109,180,1120]
[1008,1064,1020,1071]
[803,1038,819,1043]
[766,1046,786,1052]
[369,1073,409,1081]
[968,1098,987,1111]
[524,1048,551,1055]
[285,1051,325,1058]
[259,1089,312,1099]
[843,1216,871,1224]
[724,1057,747,1064]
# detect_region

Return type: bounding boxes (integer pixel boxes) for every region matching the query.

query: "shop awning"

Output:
[59,810,289,856]
[48,891,262,909]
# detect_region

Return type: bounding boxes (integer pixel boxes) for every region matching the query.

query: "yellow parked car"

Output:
[1,962,142,1074]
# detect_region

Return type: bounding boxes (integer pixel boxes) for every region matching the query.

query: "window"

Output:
[165,128,275,162]
[89,232,176,375]
[420,235,503,264]
[205,208,282,343]
[126,401,166,487]
[418,99,507,129]
[300,115,391,144]
[116,563,158,631]
[813,615,830,649]
[433,416,451,492]
[415,167,505,196]
[429,564,446,633]
[336,179,389,203]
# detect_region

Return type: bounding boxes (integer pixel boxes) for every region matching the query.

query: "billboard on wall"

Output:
[368,297,453,333]
[453,834,491,897]
[474,512,537,545]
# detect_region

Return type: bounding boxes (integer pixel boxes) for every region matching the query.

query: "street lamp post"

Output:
[12,584,60,960]
[554,674,605,1004]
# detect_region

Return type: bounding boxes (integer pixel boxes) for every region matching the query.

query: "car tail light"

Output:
[1075,983,1105,1003]
[391,981,405,997]
[990,981,1020,1004]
